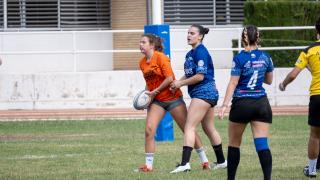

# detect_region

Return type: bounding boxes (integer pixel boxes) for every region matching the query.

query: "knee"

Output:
[184,124,196,134]
[254,137,269,152]
[145,125,155,140]
[310,128,320,139]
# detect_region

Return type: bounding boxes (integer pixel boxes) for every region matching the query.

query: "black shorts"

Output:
[229,96,272,124]
[308,95,320,126]
[202,99,217,107]
[152,97,185,111]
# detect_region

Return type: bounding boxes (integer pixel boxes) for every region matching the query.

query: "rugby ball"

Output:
[133,90,151,110]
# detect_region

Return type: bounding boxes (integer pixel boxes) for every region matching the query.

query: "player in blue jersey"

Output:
[170,24,226,173]
[219,25,274,180]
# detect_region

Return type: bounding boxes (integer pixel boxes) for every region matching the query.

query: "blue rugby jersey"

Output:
[184,44,219,100]
[231,49,274,98]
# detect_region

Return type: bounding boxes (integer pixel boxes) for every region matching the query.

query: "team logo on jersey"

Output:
[244,61,251,68]
[251,53,256,58]
[198,60,204,67]
[295,59,302,65]
[232,61,235,69]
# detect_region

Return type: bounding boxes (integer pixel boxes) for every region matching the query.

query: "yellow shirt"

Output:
[295,40,320,96]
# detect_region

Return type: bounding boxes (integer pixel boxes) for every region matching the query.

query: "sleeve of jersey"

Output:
[195,49,208,74]
[231,56,241,76]
[266,56,274,72]
[295,51,308,69]
[159,53,174,77]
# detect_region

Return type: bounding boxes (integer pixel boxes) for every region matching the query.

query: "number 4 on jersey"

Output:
[247,70,258,89]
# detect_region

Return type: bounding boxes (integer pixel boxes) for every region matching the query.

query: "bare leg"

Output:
[170,103,204,149]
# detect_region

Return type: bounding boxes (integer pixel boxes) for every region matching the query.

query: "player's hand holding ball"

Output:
[145,89,160,99]
[133,90,152,110]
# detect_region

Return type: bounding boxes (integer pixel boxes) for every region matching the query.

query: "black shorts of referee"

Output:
[229,96,272,124]
[309,95,320,126]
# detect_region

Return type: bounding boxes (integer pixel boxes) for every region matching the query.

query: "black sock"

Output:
[181,146,193,166]
[227,146,240,180]
[258,149,272,180]
[212,144,225,164]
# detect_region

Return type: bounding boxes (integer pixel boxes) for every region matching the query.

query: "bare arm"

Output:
[171,74,204,90]
[279,67,302,91]
[219,76,240,119]
[146,76,173,98]
[264,72,273,85]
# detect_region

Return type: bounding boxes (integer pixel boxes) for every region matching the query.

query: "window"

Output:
[1,0,111,30]
[7,0,58,28]
[60,0,111,29]
[164,0,244,26]
[0,0,3,28]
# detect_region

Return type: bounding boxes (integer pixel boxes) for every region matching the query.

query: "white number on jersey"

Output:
[247,70,258,90]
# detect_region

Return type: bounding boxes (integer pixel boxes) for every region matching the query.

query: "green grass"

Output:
[0,116,310,179]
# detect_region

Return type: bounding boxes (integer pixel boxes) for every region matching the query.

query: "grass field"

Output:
[0,116,311,179]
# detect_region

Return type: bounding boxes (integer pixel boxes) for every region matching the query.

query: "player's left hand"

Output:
[279,82,285,91]
[219,105,228,120]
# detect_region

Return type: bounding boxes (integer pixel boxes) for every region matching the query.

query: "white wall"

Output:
[0,29,238,73]
[0,68,311,110]
[0,31,114,73]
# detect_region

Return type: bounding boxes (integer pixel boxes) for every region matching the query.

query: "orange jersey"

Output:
[139,51,182,101]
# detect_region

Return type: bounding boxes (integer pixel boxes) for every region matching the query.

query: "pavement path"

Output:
[0,106,308,121]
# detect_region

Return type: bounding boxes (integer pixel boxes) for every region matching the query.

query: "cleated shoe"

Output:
[170,163,191,173]
[304,166,316,178]
[212,160,227,170]
[202,162,211,170]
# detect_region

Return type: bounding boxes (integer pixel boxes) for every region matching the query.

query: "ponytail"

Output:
[191,24,209,42]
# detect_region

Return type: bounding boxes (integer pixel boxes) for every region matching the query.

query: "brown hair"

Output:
[191,24,209,42]
[141,34,164,52]
[242,25,260,47]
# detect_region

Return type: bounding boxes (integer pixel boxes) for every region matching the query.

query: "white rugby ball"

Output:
[133,90,151,110]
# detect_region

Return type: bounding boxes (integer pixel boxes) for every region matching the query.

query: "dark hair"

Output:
[316,17,320,35]
[191,24,209,41]
[141,34,164,52]
[242,25,260,46]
